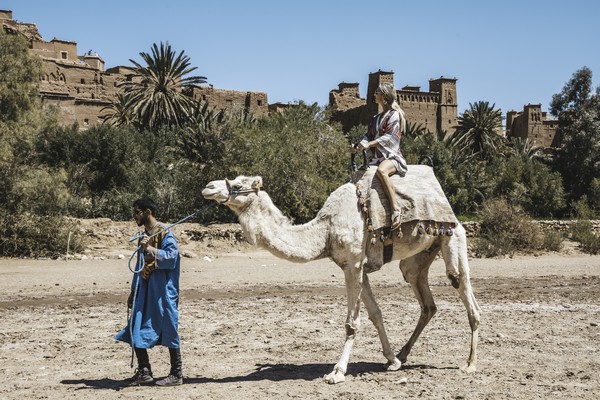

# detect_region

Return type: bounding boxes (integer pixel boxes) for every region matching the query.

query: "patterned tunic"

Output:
[361,109,408,176]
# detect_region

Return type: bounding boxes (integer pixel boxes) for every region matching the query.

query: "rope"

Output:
[125,203,215,367]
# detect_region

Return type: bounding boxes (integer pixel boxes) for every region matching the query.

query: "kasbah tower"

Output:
[329,70,458,135]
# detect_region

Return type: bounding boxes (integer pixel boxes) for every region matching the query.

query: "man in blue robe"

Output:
[115,197,183,386]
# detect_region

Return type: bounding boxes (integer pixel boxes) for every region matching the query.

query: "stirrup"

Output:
[391,211,402,231]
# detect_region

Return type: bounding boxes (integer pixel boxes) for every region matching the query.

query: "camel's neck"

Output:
[236,192,329,262]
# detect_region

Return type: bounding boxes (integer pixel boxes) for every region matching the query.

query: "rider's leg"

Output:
[376,160,401,230]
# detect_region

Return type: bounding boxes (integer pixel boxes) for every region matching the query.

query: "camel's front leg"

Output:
[323,264,363,384]
[361,272,401,371]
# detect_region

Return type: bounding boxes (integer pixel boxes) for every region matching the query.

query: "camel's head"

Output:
[202,175,263,209]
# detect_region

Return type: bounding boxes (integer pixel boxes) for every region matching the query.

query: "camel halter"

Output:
[221,178,261,204]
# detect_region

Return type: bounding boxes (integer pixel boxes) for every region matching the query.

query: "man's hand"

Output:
[139,234,150,250]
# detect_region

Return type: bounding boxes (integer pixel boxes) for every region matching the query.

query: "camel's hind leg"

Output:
[441,224,481,373]
[397,244,441,364]
[360,272,402,371]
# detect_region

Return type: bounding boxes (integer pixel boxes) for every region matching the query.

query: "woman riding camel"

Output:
[356,82,408,231]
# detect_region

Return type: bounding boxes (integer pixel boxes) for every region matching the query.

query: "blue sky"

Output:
[4,0,600,118]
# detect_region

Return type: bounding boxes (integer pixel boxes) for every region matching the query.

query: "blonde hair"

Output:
[378,82,406,134]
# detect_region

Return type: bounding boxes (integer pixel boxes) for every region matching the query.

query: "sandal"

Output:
[391,211,402,231]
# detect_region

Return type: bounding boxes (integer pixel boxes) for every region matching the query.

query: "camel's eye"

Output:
[231,183,243,194]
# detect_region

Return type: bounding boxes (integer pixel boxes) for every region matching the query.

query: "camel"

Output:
[201,166,481,384]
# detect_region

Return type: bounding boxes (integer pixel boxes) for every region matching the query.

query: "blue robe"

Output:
[115,228,181,349]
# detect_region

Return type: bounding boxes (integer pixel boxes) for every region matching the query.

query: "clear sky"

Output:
[4,0,600,118]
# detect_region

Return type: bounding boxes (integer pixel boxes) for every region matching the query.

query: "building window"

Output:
[61,51,68,60]
[83,118,89,126]
[257,100,263,106]
[81,78,85,84]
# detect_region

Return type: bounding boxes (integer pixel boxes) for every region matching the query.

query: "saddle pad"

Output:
[353,165,458,231]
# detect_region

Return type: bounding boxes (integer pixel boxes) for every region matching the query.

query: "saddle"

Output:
[353,165,458,266]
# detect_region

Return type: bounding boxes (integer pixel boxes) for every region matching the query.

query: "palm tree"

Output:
[404,121,429,138]
[455,101,504,160]
[120,41,206,131]
[100,92,134,126]
[177,102,257,165]
[509,137,542,160]
[177,101,226,164]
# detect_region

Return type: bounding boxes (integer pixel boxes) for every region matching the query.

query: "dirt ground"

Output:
[0,221,599,399]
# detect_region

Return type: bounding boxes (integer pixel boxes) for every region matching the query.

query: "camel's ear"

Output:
[251,177,263,190]
[225,178,232,191]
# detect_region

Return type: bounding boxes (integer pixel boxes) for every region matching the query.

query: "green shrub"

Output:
[542,230,564,252]
[0,213,86,258]
[472,198,544,257]
[570,219,600,254]
[221,103,349,223]
[577,232,600,254]
[8,166,70,215]
[571,196,594,219]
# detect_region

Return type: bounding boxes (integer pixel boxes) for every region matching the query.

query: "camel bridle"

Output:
[222,178,260,204]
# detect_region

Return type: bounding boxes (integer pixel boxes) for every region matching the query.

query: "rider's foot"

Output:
[391,211,402,231]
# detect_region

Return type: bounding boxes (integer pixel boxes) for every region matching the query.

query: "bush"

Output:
[472,198,544,257]
[489,155,565,218]
[221,103,349,223]
[0,213,86,258]
[8,166,70,215]
[570,219,600,255]
[542,230,564,252]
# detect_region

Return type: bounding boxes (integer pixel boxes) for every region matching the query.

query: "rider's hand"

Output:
[357,141,369,151]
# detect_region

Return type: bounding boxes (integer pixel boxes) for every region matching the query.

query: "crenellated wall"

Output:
[329,70,459,135]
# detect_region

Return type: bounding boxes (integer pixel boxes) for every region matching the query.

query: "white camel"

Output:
[202,167,481,384]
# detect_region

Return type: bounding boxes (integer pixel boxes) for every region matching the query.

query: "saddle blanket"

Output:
[352,165,458,231]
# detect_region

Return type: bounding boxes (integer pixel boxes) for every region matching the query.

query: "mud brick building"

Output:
[2,9,561,150]
[506,104,559,149]
[1,9,269,129]
[186,85,269,118]
[329,70,458,134]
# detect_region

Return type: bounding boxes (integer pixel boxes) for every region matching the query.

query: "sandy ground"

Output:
[0,223,599,399]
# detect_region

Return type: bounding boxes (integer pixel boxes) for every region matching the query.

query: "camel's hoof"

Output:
[448,273,460,289]
[385,358,402,371]
[397,348,408,364]
[323,371,346,384]
[460,363,477,373]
